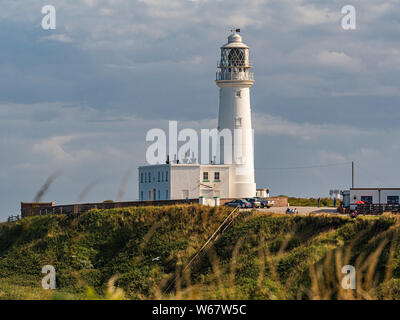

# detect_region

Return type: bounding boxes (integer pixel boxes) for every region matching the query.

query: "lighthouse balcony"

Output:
[216,70,254,81]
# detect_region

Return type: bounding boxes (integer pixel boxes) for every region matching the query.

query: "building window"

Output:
[361,196,373,203]
[203,172,209,181]
[236,90,241,98]
[388,196,399,204]
[140,192,143,201]
[166,171,169,182]
[158,190,160,200]
[235,117,242,127]
[166,190,169,199]
[140,173,143,183]
[145,172,147,183]
[162,172,164,182]
[214,172,220,181]
[149,172,151,182]
[158,172,160,182]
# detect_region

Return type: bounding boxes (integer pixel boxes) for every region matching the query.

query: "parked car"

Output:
[225,199,252,208]
[245,198,262,208]
[255,197,275,208]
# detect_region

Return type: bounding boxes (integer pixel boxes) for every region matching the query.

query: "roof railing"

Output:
[216,70,254,81]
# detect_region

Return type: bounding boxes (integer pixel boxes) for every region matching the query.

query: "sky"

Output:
[1,0,400,220]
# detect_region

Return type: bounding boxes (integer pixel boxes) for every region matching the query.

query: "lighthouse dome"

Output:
[228,33,242,43]
[222,32,249,49]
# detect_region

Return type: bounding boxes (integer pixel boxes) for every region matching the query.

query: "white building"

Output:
[139,30,257,201]
[256,188,270,198]
[342,188,400,210]
[139,164,234,201]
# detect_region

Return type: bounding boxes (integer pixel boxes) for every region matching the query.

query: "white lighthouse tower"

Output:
[138,30,257,202]
[216,30,256,198]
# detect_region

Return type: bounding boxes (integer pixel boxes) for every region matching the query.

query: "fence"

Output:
[356,204,400,215]
[20,197,290,219]
[7,215,21,223]
[21,199,202,218]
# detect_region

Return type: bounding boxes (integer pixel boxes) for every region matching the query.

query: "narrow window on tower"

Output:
[236,90,241,98]
[203,172,209,181]
[214,172,220,181]
[158,172,160,182]
[140,173,143,183]
[235,117,242,127]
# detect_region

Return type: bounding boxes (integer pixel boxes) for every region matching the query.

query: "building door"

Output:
[201,190,213,199]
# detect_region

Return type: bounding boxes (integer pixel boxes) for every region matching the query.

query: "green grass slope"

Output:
[1,205,400,300]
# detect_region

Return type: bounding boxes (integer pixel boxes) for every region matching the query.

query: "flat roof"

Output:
[138,163,231,169]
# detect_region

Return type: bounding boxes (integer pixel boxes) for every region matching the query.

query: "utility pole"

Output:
[352,161,354,189]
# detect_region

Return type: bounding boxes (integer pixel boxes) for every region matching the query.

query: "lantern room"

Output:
[216,30,253,82]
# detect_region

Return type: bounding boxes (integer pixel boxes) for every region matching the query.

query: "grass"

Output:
[286,197,339,207]
[0,205,400,300]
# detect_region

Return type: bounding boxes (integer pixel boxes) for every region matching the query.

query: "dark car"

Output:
[244,198,261,208]
[225,199,252,208]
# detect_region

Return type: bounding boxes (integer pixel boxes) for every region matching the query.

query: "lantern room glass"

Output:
[220,48,248,68]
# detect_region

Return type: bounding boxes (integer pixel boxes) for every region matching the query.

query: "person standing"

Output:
[318,198,321,208]
[334,197,337,207]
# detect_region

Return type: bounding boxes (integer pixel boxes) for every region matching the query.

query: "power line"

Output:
[256,162,351,171]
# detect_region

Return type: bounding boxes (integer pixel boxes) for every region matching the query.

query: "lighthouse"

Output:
[216,30,256,198]
[138,30,258,202]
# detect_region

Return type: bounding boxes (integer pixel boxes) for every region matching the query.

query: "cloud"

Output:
[32,135,94,165]
[316,50,361,69]
[0,0,400,219]
[39,34,74,43]
[253,113,370,140]
[294,3,339,25]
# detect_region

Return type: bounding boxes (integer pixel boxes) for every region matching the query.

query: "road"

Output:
[252,206,340,215]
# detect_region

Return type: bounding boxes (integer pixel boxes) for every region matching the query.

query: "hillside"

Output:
[1,205,400,300]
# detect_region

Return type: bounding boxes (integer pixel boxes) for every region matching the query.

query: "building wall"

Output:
[380,190,400,203]
[139,164,233,201]
[21,200,202,217]
[170,165,200,199]
[349,188,400,209]
[21,202,55,218]
[138,165,171,201]
[199,165,231,199]
[350,189,379,204]
[20,196,291,219]
[256,189,270,198]
[268,197,288,207]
